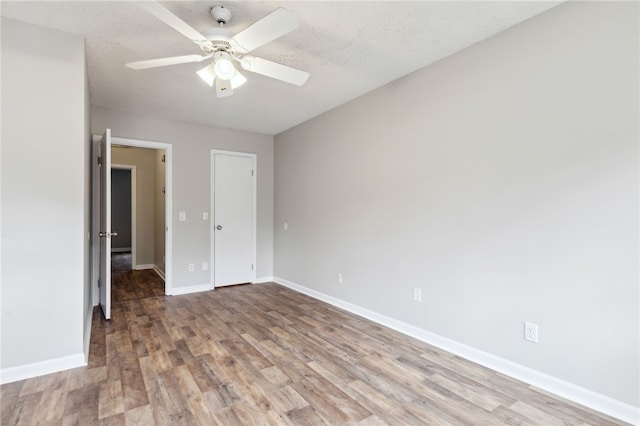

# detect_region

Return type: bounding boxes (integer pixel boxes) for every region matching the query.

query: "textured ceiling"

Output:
[1,1,561,135]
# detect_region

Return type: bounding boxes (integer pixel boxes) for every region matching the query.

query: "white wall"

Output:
[274,1,638,410]
[91,107,274,288]
[1,18,89,372]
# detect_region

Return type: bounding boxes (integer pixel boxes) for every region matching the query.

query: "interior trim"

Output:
[0,354,86,385]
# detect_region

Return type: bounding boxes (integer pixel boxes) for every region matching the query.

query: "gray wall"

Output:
[274,1,638,407]
[92,107,274,288]
[111,169,132,250]
[112,146,158,266]
[1,18,90,368]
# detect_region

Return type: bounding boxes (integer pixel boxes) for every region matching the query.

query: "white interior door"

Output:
[99,129,113,319]
[212,151,256,287]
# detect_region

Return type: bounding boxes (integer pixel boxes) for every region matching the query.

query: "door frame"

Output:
[92,135,173,304]
[98,129,112,319]
[210,150,257,288]
[111,164,137,267]
[91,135,104,306]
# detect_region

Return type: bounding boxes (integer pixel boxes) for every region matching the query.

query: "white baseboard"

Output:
[0,353,87,385]
[171,283,214,296]
[273,277,639,425]
[132,264,164,280]
[134,264,154,270]
[111,247,131,253]
[153,265,165,280]
[253,276,274,284]
[171,278,272,294]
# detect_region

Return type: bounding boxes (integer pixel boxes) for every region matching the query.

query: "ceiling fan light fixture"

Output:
[213,52,236,80]
[230,70,247,89]
[215,77,234,98]
[198,62,246,92]
[196,64,216,87]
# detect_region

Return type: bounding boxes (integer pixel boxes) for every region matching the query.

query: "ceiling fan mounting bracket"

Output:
[210,6,232,25]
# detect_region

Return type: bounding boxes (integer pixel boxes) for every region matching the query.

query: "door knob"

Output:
[216,225,223,230]
[99,231,118,238]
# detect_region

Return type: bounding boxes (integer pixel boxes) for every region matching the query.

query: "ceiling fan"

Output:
[126,1,310,98]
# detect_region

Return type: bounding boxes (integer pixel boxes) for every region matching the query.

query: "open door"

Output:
[99,129,113,319]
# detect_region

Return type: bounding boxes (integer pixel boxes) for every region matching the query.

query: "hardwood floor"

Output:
[1,284,627,425]
[111,253,164,303]
[112,252,133,272]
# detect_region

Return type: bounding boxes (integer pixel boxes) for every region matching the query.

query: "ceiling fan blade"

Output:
[126,54,211,70]
[232,8,299,53]
[139,1,211,49]
[241,56,309,86]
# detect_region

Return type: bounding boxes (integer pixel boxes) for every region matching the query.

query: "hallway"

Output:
[111,252,164,302]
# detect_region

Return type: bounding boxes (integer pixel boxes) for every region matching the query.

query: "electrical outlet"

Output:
[413,288,422,302]
[179,211,186,221]
[337,273,343,284]
[524,321,538,343]
[188,263,195,272]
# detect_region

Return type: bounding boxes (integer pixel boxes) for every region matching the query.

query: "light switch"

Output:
[179,211,186,221]
[203,212,209,221]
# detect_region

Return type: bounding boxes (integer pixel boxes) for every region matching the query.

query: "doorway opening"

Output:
[111,166,134,262]
[110,160,165,302]
[92,134,173,316]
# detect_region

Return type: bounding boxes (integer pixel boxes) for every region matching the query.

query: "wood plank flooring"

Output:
[112,252,133,272]
[111,269,165,303]
[111,253,164,303]
[1,283,628,425]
